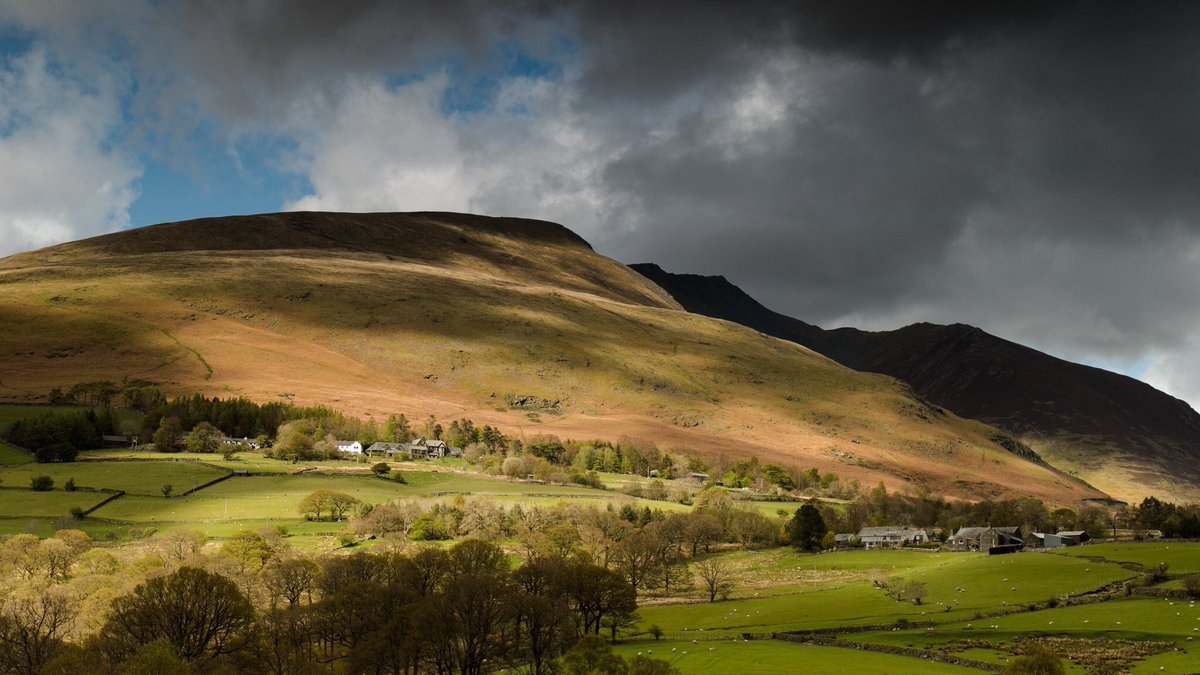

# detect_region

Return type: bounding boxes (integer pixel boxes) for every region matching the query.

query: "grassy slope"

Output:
[611,641,980,674]
[0,212,1104,503]
[0,460,227,496]
[638,551,1133,638]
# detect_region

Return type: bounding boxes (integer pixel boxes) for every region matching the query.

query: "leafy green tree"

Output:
[30,475,54,492]
[562,635,627,675]
[153,417,183,453]
[787,504,827,552]
[220,531,274,573]
[185,422,222,453]
[371,462,391,476]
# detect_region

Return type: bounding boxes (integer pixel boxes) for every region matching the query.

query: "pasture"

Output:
[0,440,32,464]
[0,459,229,496]
[0,488,112,518]
[638,550,1134,639]
[611,640,980,674]
[1057,541,1200,575]
[850,597,1200,673]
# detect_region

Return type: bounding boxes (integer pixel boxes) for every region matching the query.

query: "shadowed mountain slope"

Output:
[0,213,1105,504]
[631,263,1200,502]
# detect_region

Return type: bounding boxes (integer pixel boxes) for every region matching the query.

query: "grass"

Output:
[0,488,112,517]
[0,440,32,465]
[0,460,228,496]
[0,405,83,431]
[611,640,980,674]
[1056,541,1200,575]
[851,597,1200,673]
[87,469,626,524]
[637,550,1134,639]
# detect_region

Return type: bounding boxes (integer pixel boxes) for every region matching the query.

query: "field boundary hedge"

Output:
[82,490,126,515]
[776,634,1003,672]
[177,472,235,497]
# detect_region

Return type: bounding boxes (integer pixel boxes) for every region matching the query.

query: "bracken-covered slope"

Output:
[631,263,1200,502]
[0,212,1104,503]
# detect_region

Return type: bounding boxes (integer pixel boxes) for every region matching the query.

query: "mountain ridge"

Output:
[631,262,1200,502]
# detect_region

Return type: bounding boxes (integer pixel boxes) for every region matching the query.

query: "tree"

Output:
[153,417,183,453]
[103,566,253,662]
[695,557,732,602]
[371,462,391,476]
[0,589,78,674]
[220,531,274,574]
[787,504,828,552]
[1004,644,1065,674]
[161,484,174,498]
[185,422,222,454]
[327,492,361,521]
[30,476,54,492]
[298,490,360,522]
[157,528,206,563]
[262,558,319,607]
[562,635,627,675]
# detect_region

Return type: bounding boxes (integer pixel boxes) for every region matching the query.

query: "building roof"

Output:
[858,526,927,537]
[954,526,1020,538]
[1057,530,1087,537]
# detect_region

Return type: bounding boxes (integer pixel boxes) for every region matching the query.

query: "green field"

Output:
[612,640,979,674]
[0,441,32,465]
[0,404,144,432]
[0,488,112,517]
[0,460,228,496]
[1057,541,1200,575]
[850,597,1200,673]
[638,550,1134,639]
[87,469,627,524]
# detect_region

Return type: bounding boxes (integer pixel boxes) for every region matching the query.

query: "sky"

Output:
[1,1,1199,409]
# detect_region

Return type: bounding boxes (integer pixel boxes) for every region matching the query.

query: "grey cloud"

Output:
[5,1,1200,406]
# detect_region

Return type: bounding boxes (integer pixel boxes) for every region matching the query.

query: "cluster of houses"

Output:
[360,438,461,460]
[834,525,1090,554]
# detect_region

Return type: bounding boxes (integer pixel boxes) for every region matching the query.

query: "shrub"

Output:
[1184,575,1200,598]
[31,475,55,491]
[572,471,604,489]
[69,506,85,519]
[388,471,407,484]
[371,462,391,476]
[64,478,76,492]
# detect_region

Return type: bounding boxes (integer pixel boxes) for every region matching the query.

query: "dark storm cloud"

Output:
[5,0,1200,403]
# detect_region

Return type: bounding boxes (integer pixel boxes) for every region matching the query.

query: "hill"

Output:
[0,212,1104,504]
[631,263,1200,502]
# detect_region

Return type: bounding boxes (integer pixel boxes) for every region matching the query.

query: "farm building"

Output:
[366,442,406,457]
[834,533,858,548]
[334,440,364,454]
[951,526,1024,553]
[221,436,260,449]
[1032,530,1091,548]
[405,438,457,459]
[857,527,931,550]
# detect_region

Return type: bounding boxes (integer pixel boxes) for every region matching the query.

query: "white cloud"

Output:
[0,49,139,255]
[284,72,617,241]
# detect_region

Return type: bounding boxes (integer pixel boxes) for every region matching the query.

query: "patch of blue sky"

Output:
[1078,354,1152,381]
[130,132,311,228]
[439,40,571,117]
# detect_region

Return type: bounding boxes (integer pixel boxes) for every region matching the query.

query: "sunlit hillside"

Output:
[0,212,1104,504]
